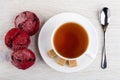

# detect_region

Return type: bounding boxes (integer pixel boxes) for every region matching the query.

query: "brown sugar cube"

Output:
[57,58,66,66]
[47,49,56,58]
[68,60,77,67]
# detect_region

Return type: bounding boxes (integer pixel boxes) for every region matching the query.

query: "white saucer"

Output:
[38,12,98,73]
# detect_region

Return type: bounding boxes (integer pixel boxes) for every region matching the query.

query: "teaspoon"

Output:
[99,7,110,69]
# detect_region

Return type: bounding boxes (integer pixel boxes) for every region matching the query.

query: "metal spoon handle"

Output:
[101,32,107,69]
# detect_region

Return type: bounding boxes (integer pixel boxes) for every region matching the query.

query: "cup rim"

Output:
[51,22,90,60]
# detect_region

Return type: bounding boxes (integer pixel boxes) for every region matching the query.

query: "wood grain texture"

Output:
[0,0,120,80]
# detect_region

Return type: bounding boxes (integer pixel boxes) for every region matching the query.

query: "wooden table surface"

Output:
[0,0,120,80]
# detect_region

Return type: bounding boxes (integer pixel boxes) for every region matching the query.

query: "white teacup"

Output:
[51,22,90,60]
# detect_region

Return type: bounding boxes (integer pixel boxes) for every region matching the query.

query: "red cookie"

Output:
[14,11,40,36]
[11,48,36,70]
[5,28,30,51]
